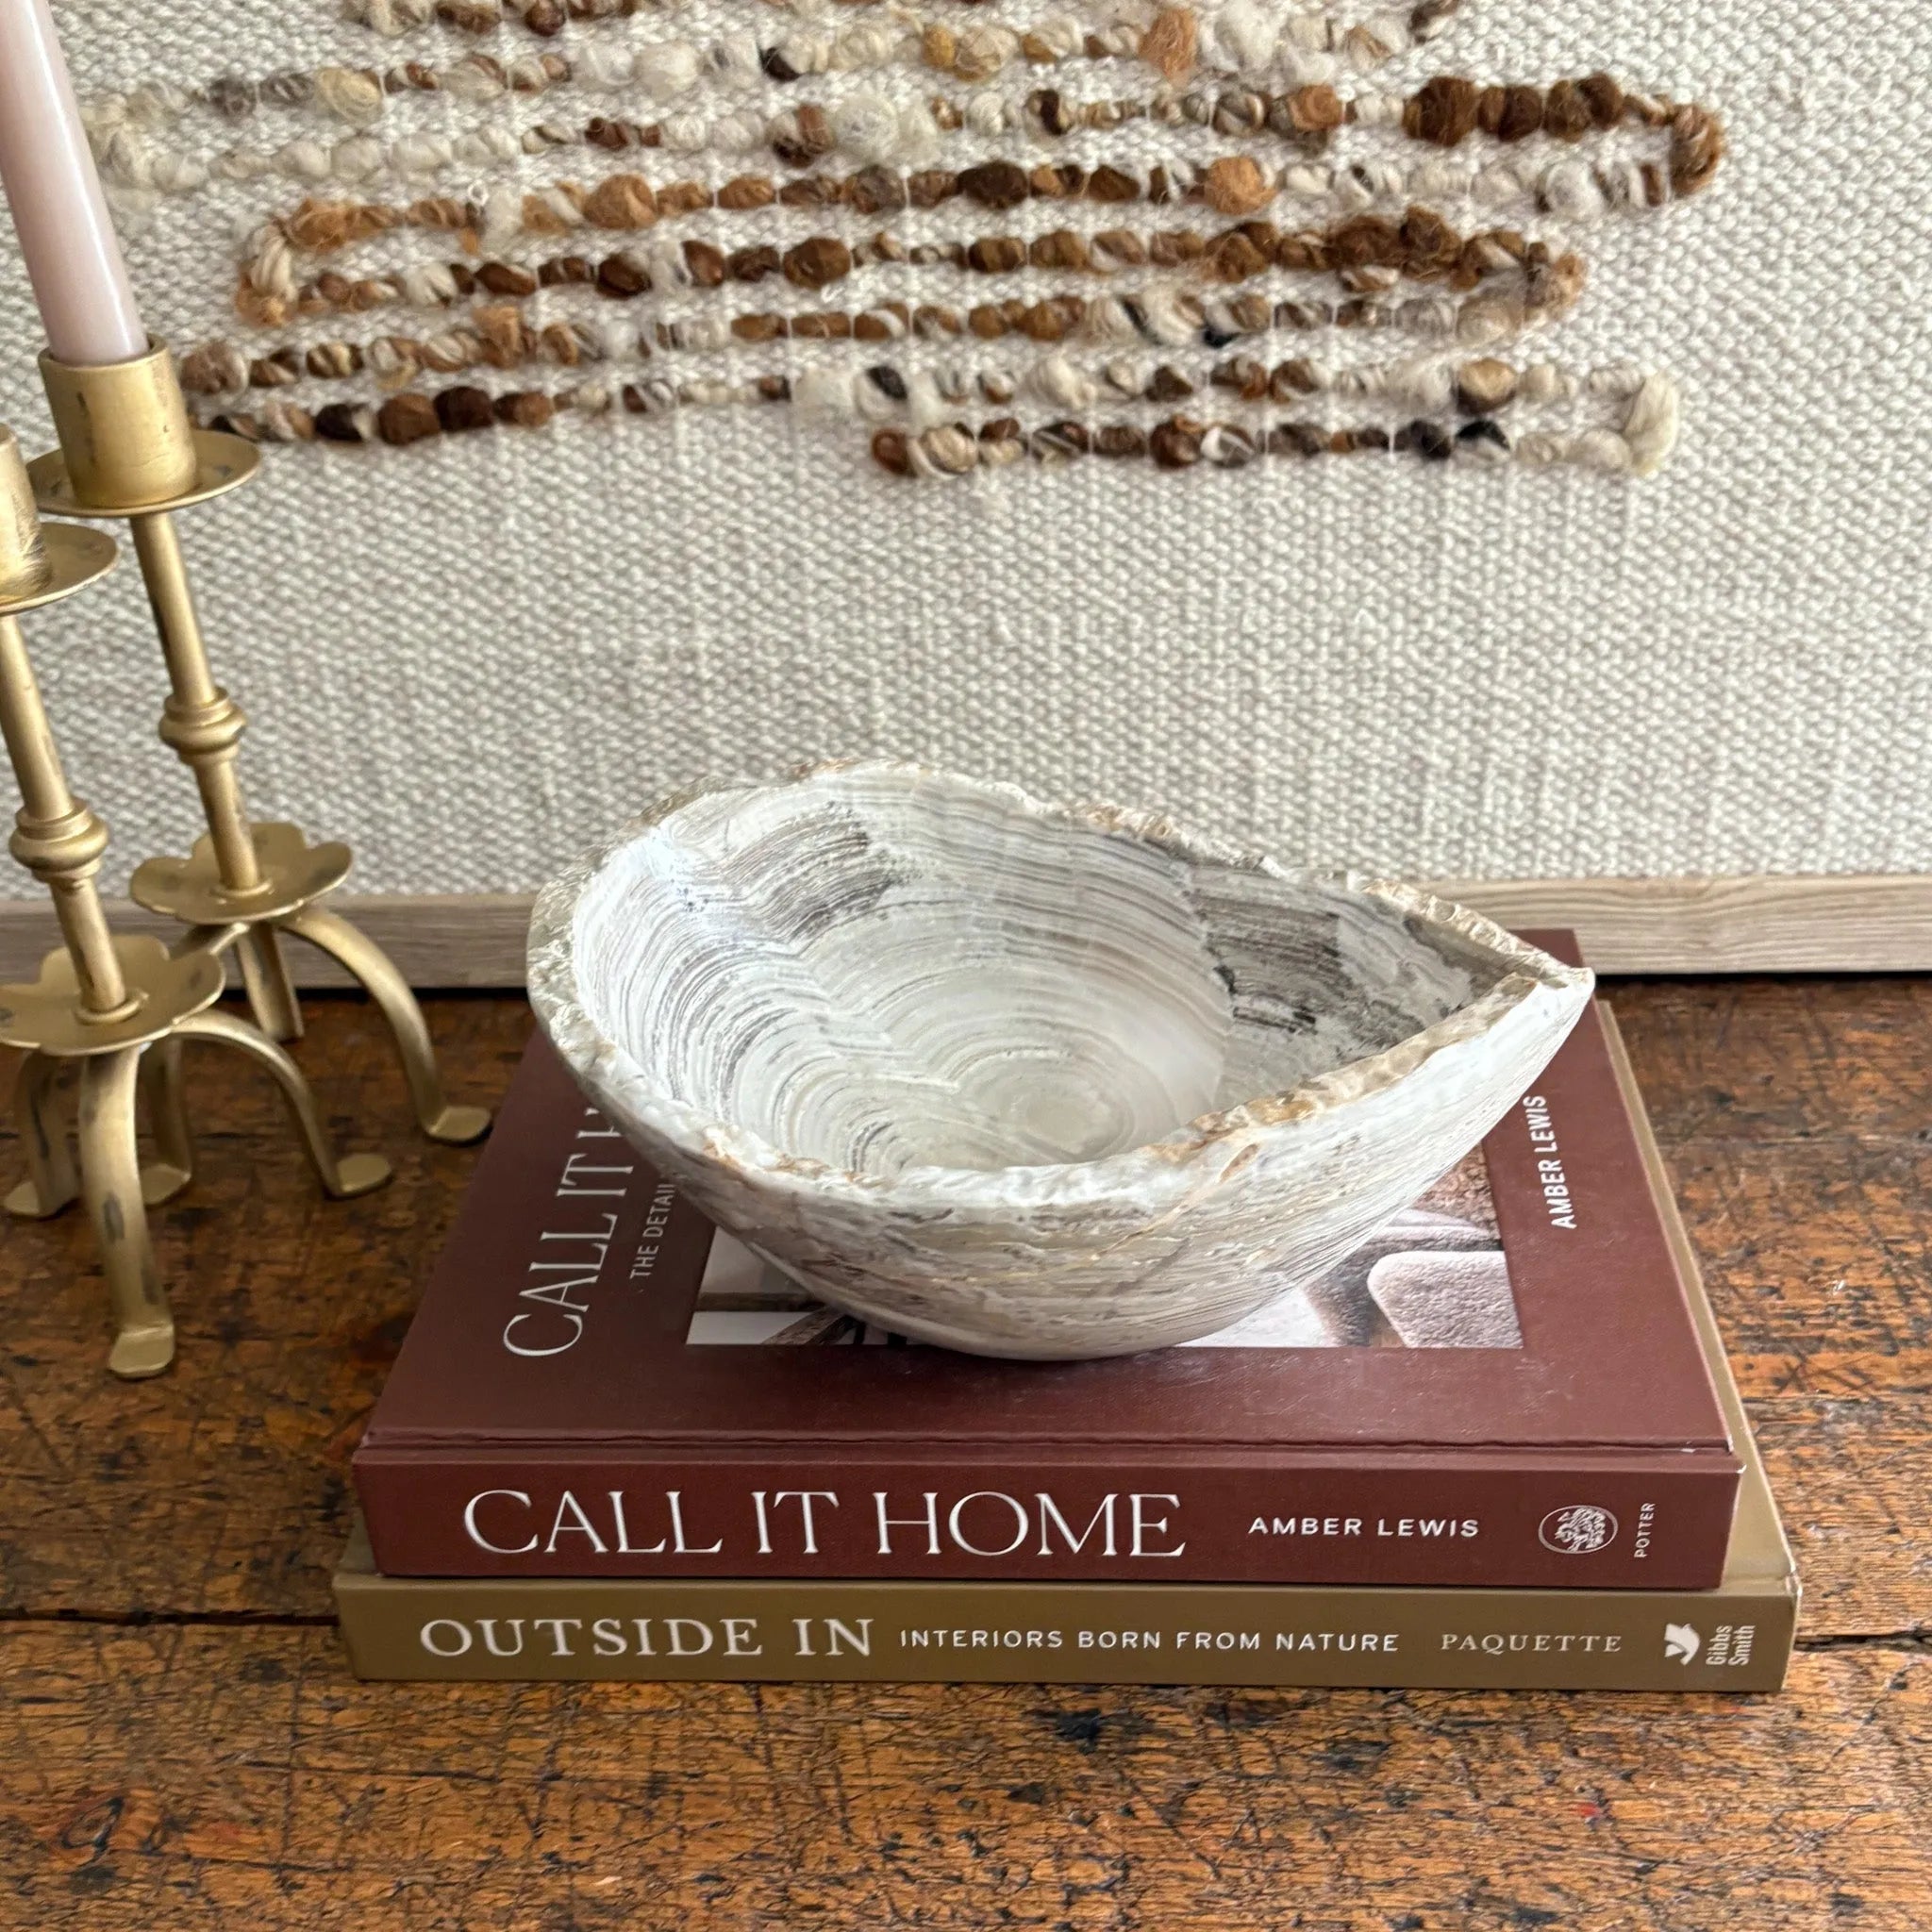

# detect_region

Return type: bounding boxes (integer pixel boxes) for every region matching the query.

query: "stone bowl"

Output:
[527,763,1592,1359]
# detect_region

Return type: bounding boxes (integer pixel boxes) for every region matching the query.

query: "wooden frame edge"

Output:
[1425,876,1932,974]
[0,878,1926,986]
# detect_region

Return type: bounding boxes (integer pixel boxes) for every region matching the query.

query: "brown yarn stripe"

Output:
[214,69,1707,167]
[373,0,1162,34]
[197,378,1526,475]
[235,213,1580,333]
[256,77,1715,266]
[1401,77,1724,196]
[269,159,1260,259]
[408,0,645,34]
[871,412,1517,473]
[226,279,1574,349]
[185,309,1562,419]
[205,378,783,448]
[357,0,1460,39]
[202,269,1574,417]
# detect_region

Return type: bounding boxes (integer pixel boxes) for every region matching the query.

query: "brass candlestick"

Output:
[25,340,488,1144]
[0,426,390,1377]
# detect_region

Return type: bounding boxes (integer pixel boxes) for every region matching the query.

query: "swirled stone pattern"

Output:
[529,762,1592,1357]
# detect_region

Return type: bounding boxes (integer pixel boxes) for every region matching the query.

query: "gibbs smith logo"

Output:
[1538,1504,1620,1556]
[1664,1623,1703,1665]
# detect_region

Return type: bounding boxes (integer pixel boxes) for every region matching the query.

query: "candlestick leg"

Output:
[77,1045,175,1379]
[5,1050,78,1219]
[236,924,303,1043]
[281,905,492,1145]
[174,1008,391,1199]
[136,1035,195,1206]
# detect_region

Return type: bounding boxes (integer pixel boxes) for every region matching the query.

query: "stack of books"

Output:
[339,941,1796,1692]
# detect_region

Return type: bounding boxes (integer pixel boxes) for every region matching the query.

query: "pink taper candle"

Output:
[0,0,147,365]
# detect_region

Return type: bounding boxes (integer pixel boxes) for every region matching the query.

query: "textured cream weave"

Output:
[0,0,1924,892]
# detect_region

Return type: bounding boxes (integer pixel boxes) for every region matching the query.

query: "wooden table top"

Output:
[3,981,1928,1930]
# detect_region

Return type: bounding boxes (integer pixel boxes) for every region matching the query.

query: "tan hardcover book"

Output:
[335,1010,1797,1691]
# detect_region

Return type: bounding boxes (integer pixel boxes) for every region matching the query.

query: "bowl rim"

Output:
[526,760,1594,1213]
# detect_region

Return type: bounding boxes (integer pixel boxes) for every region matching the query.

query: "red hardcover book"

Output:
[355,937,1740,1588]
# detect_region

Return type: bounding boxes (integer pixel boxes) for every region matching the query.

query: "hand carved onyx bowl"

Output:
[528,763,1592,1359]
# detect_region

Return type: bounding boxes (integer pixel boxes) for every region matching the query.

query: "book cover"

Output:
[354,935,1741,1589]
[335,1015,1794,1691]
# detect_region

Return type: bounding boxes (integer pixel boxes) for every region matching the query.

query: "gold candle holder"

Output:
[0,425,391,1377]
[25,340,489,1144]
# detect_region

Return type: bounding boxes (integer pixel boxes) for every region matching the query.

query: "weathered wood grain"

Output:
[1608,977,1932,1148]
[3,1627,1927,1931]
[1607,978,1932,1397]
[1,981,1928,1928]
[0,998,527,1623]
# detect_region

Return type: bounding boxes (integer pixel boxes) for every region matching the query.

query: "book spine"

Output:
[354,1455,1740,1590]
[335,1569,1795,1692]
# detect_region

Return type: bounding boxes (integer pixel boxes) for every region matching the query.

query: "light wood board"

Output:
[0,875,1926,985]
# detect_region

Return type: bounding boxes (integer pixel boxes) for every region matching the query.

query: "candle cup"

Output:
[25,338,491,1150]
[39,343,200,508]
[0,425,392,1376]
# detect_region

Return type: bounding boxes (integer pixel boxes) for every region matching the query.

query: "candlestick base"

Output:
[132,823,353,927]
[0,931,222,1054]
[0,939,394,1376]
[0,953,209,1219]
[125,824,490,1144]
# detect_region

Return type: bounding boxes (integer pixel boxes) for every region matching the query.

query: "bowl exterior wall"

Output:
[555,974,1590,1359]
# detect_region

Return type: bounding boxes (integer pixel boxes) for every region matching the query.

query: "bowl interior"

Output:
[571,771,1520,1179]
